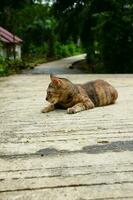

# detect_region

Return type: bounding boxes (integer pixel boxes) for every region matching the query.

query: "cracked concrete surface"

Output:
[0,58,133,199]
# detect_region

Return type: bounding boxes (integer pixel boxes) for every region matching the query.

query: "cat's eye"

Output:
[47,91,51,95]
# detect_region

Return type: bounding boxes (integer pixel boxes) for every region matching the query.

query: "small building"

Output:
[0,26,23,60]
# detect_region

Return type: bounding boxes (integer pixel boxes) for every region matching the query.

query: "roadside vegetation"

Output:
[0,0,133,76]
[0,1,83,76]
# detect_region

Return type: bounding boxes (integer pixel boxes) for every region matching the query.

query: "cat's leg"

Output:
[41,104,55,113]
[67,100,94,114]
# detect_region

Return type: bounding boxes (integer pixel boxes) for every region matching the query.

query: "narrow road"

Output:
[0,55,133,199]
[26,54,86,74]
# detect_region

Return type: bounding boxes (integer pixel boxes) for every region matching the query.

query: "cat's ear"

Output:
[50,74,62,87]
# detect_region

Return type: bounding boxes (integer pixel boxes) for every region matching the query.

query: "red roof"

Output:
[0,26,23,44]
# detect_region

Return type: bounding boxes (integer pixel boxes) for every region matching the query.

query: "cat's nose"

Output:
[46,96,48,101]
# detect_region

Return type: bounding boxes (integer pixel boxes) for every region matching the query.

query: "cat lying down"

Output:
[41,74,118,114]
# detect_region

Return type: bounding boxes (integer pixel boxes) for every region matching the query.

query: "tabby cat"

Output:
[41,75,118,114]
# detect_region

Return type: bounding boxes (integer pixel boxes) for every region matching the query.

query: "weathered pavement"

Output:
[1,63,133,199]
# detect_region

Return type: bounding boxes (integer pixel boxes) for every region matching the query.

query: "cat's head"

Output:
[45,74,73,104]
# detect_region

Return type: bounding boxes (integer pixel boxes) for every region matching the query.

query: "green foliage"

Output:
[54,43,71,58]
[54,0,133,73]
[0,0,83,75]
[54,0,84,43]
[7,59,30,73]
[0,57,8,76]
[84,0,133,73]
[79,0,133,72]
[11,4,57,53]
[100,10,133,72]
[28,43,49,56]
[0,57,31,76]
[11,3,83,59]
[1,0,133,74]
[53,41,83,59]
[0,0,34,29]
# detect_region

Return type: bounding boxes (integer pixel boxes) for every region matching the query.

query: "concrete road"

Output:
[0,57,133,199]
[27,54,86,74]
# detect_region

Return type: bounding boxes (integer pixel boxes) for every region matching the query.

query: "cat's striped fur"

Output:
[41,75,118,114]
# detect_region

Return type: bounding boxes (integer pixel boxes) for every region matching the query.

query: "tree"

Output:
[11,4,57,56]
[53,0,133,72]
[0,0,34,31]
[53,0,85,43]
[90,0,133,72]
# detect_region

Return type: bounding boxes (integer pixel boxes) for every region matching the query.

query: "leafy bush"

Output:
[7,59,30,73]
[53,41,83,59]
[0,58,31,77]
[0,57,8,76]
[67,42,78,55]
[0,63,8,76]
[28,43,49,57]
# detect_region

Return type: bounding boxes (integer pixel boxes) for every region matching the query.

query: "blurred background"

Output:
[0,0,133,75]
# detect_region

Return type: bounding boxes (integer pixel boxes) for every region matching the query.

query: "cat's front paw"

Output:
[41,104,55,113]
[67,107,77,114]
[41,107,49,113]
